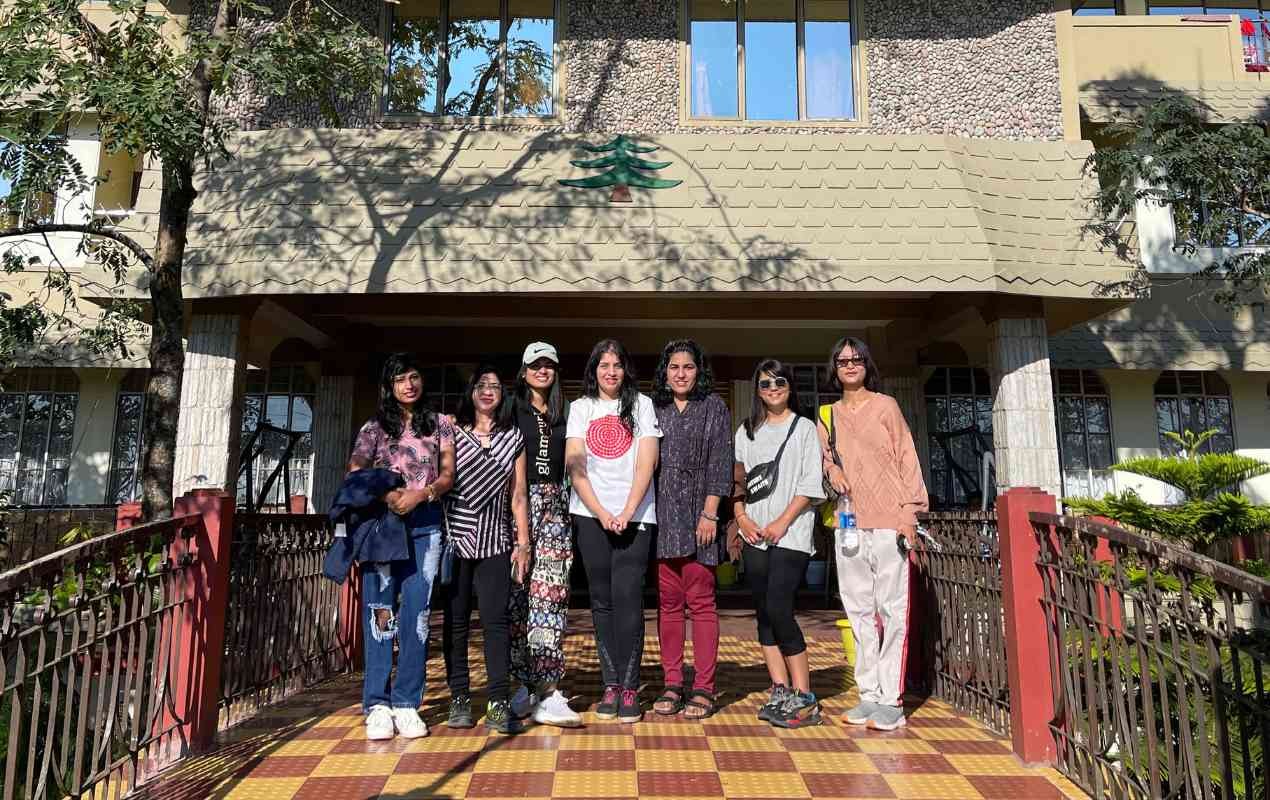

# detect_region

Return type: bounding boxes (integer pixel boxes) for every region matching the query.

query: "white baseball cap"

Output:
[522,342,560,365]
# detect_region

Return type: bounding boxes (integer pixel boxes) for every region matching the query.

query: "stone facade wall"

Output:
[216,0,1063,140]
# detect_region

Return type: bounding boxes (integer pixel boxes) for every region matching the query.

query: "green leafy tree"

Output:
[0,0,386,518]
[1066,429,1270,554]
[1084,93,1270,308]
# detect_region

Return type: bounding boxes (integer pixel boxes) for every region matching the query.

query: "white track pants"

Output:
[835,528,909,707]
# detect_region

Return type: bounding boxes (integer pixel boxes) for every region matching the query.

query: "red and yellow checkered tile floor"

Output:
[136,615,1086,799]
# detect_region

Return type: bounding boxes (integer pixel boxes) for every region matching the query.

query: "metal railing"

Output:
[0,506,118,573]
[219,513,350,727]
[912,510,1010,735]
[1032,513,1270,800]
[0,513,201,800]
[1243,15,1270,72]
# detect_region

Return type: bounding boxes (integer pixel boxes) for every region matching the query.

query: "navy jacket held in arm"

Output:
[322,468,411,583]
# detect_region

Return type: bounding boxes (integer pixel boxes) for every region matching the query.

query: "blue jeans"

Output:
[361,524,442,712]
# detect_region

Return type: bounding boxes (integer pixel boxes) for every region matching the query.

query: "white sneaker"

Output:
[533,690,583,728]
[510,685,537,720]
[365,704,395,740]
[392,707,429,739]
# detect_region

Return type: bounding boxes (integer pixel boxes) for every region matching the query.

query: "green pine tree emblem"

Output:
[558,135,682,198]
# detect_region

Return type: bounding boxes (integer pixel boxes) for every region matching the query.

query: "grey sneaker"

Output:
[867,704,907,731]
[844,701,882,725]
[447,694,474,729]
[485,698,522,735]
[757,685,791,722]
[770,690,823,729]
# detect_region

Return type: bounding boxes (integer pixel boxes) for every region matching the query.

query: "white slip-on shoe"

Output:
[392,707,429,739]
[365,704,395,740]
[533,690,583,728]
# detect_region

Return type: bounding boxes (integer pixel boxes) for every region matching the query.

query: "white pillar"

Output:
[310,374,355,512]
[173,314,247,496]
[884,374,930,486]
[988,317,1062,499]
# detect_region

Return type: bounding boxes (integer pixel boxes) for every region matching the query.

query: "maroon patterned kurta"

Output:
[654,394,734,565]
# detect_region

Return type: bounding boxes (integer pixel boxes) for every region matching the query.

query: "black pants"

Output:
[743,544,808,657]
[443,550,512,701]
[574,515,654,689]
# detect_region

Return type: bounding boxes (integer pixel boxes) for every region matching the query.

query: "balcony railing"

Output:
[1241,15,1270,71]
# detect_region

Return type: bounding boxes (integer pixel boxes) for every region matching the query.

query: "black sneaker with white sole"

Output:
[447,693,474,729]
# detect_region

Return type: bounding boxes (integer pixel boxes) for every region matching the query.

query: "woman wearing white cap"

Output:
[506,342,583,727]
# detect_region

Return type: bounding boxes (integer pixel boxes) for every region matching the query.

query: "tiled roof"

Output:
[1080,80,1270,122]
[181,130,1130,299]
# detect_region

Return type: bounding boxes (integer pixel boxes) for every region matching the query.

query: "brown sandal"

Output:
[683,689,718,720]
[653,686,685,716]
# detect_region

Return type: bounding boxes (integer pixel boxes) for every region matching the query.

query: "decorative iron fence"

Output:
[0,512,201,800]
[1032,513,1270,800]
[219,513,350,727]
[912,510,1010,735]
[0,506,118,573]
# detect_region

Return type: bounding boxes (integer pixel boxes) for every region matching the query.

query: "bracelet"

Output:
[513,542,531,552]
[700,511,719,522]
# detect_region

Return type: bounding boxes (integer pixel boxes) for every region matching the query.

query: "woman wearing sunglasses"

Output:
[506,343,583,728]
[818,337,927,732]
[733,359,826,729]
[442,365,531,735]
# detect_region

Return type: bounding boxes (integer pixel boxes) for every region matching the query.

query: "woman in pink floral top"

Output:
[346,353,455,741]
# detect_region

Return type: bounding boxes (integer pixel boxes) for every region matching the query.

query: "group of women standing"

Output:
[346,335,927,739]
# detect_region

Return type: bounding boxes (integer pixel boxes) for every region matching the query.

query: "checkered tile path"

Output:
[135,626,1087,799]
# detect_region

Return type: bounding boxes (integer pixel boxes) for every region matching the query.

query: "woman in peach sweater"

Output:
[817,336,928,732]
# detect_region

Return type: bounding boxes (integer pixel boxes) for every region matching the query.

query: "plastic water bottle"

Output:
[835,496,860,557]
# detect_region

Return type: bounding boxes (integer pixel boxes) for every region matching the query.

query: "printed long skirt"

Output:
[509,481,573,688]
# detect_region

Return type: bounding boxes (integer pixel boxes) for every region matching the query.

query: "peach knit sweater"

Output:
[816,393,929,530]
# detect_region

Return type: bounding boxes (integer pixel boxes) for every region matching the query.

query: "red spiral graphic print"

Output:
[586,415,634,460]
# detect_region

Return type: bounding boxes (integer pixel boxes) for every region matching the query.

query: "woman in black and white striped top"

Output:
[442,364,531,734]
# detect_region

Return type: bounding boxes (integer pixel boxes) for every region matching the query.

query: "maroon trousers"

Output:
[656,557,720,693]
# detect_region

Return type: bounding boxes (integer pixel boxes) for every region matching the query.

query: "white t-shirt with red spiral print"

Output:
[566,394,663,525]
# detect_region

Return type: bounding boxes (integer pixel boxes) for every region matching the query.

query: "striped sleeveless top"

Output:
[445,425,524,559]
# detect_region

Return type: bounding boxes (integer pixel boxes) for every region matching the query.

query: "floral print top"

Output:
[653,394,733,565]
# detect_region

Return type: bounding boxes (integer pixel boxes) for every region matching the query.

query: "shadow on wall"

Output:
[184,128,823,297]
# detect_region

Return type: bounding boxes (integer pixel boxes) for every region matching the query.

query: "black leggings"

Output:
[443,550,512,701]
[574,515,654,689]
[743,544,808,657]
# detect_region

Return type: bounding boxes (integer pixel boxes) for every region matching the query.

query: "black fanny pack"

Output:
[744,417,801,504]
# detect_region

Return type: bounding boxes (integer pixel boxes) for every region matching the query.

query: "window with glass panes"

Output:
[1054,369,1115,499]
[385,0,557,117]
[1148,1,1270,16]
[107,370,147,503]
[924,367,994,509]
[688,0,858,121]
[239,364,317,508]
[788,363,836,419]
[1073,0,1120,14]
[423,363,480,414]
[1154,370,1235,454]
[0,369,78,504]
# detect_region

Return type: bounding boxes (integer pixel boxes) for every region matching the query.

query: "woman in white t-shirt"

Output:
[566,338,662,724]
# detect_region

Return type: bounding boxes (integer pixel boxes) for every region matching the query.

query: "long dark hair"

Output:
[827,336,882,393]
[744,358,803,440]
[455,363,514,431]
[376,352,436,439]
[515,360,565,426]
[652,338,714,407]
[582,338,639,434]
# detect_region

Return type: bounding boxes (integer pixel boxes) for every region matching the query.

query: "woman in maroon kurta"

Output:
[652,339,733,718]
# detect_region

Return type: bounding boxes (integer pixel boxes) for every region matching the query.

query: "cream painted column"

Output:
[173,314,247,496]
[883,374,930,485]
[310,374,356,512]
[988,318,1062,500]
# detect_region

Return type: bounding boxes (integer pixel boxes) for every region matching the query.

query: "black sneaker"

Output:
[447,694,474,729]
[617,688,642,724]
[770,690,823,729]
[485,698,522,735]
[757,684,791,722]
[595,685,620,720]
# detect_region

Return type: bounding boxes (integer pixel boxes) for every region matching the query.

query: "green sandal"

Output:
[653,686,686,716]
[683,689,718,720]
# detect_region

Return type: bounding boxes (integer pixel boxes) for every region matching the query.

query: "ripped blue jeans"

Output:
[361,524,442,712]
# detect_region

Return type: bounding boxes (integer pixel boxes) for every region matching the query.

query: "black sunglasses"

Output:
[758,377,790,390]
[836,356,867,368]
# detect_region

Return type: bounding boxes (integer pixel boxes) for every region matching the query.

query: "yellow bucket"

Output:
[716,562,737,587]
[835,618,856,668]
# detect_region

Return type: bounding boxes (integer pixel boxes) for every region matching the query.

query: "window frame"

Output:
[239,363,318,509]
[1152,370,1236,455]
[680,0,868,127]
[1053,369,1117,500]
[380,0,563,121]
[106,371,148,504]
[923,366,995,510]
[1147,0,1270,15]
[0,370,79,505]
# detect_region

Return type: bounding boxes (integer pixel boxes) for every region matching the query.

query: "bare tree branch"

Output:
[0,223,154,268]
